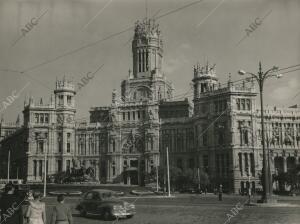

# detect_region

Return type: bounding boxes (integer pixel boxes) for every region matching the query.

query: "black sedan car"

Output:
[76,189,135,220]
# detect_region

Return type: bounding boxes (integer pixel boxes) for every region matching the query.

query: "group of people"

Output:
[0,183,73,224]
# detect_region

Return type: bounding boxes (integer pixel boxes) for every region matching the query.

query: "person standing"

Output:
[50,194,73,224]
[25,191,46,224]
[0,183,23,224]
[218,184,223,201]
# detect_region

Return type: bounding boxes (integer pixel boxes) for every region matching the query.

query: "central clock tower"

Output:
[121,18,173,103]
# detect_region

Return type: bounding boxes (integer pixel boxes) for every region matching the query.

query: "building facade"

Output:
[0,19,300,193]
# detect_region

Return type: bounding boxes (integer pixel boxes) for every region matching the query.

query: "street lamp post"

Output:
[238,62,282,203]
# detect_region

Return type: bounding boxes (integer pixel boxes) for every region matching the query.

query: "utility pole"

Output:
[248,167,251,204]
[43,135,49,198]
[7,149,10,183]
[156,165,159,192]
[166,146,171,197]
[43,143,47,198]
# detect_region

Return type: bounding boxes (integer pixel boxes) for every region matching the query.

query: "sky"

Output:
[0,0,299,123]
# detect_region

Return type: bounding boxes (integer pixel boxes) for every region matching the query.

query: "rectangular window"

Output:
[241,99,245,110]
[35,114,39,123]
[58,95,64,105]
[133,111,135,120]
[67,96,72,105]
[113,166,116,176]
[127,112,130,120]
[150,138,153,150]
[44,114,49,123]
[33,160,37,178]
[236,99,240,110]
[39,160,43,177]
[67,133,71,153]
[58,133,63,152]
[57,160,62,172]
[250,153,255,176]
[246,99,251,110]
[137,111,141,119]
[40,114,44,123]
[238,153,243,176]
[123,112,125,120]
[38,141,44,153]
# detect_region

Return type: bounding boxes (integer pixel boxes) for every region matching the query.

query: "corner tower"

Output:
[54,78,76,172]
[193,62,218,100]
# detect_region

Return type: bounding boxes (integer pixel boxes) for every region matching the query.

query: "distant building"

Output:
[0,19,299,193]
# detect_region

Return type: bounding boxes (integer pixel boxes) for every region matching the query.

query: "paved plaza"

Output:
[43,194,300,224]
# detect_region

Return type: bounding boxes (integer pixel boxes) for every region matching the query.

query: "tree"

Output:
[273,164,300,193]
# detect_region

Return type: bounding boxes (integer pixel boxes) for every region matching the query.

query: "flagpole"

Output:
[166,146,171,197]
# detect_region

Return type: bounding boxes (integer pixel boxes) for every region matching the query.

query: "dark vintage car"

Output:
[76,189,135,220]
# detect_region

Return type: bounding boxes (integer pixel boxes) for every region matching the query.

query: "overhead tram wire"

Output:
[20,0,205,75]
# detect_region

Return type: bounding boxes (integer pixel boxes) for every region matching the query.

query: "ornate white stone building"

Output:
[0,19,299,193]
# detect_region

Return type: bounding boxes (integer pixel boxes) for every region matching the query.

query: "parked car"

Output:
[76,189,135,220]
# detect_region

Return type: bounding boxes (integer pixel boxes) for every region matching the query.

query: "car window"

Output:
[101,192,112,199]
[92,192,100,200]
[85,192,94,200]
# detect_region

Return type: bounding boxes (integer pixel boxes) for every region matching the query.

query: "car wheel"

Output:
[103,210,112,221]
[79,208,87,217]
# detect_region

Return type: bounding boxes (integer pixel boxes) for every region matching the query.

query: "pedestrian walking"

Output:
[0,183,23,224]
[50,194,73,224]
[218,184,223,201]
[25,191,46,224]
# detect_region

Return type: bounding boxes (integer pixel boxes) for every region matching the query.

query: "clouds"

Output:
[270,76,300,104]
[163,43,191,74]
